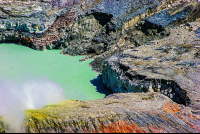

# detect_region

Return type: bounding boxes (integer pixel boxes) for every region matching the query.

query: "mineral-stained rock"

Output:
[0,0,200,133]
[0,1,62,33]
[0,0,84,50]
[1,92,199,133]
[1,0,199,59]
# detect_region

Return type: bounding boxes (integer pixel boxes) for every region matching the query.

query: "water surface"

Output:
[0,43,111,100]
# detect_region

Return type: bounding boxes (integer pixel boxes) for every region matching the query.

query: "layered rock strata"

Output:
[87,0,200,72]
[0,0,199,67]
[1,92,200,133]
[0,0,200,133]
[102,21,200,115]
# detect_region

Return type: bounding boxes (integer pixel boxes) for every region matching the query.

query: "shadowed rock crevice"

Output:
[90,75,113,97]
[91,12,113,26]
[103,62,191,106]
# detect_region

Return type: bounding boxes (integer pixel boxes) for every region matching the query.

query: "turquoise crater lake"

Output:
[0,43,112,101]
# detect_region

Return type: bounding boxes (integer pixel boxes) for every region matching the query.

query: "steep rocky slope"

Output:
[1,92,200,133]
[1,0,200,71]
[102,21,200,113]
[0,0,200,133]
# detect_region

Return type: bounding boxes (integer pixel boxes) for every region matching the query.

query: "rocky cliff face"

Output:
[1,0,199,70]
[102,21,200,107]
[1,92,200,133]
[0,0,200,133]
[23,92,200,133]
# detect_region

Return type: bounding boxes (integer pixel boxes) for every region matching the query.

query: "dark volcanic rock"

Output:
[61,0,165,60]
[143,5,192,32]
[90,0,163,30]
[195,27,200,38]
[0,0,200,70]
[86,0,200,72]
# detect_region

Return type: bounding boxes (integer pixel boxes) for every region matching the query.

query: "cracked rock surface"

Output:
[103,21,200,114]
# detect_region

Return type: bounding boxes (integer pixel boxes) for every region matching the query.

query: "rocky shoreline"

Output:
[0,0,200,133]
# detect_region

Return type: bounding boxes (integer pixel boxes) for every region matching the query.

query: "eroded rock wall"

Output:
[1,92,199,133]
[1,0,199,65]
[0,0,200,133]
[102,21,200,113]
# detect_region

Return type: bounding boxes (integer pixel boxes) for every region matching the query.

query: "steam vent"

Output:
[0,0,200,133]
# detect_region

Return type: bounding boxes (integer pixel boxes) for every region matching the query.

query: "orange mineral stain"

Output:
[93,120,146,133]
[162,102,182,114]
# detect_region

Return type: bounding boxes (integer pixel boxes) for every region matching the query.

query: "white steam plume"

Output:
[0,77,66,132]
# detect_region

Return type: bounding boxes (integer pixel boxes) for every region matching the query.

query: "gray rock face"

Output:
[0,0,199,57]
[82,0,200,72]
[61,14,103,55]
[92,0,163,30]
[144,5,191,31]
[102,21,200,114]
[62,0,167,58]
[195,27,200,38]
[0,2,67,34]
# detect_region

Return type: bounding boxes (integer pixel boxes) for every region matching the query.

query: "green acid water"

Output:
[0,43,111,100]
